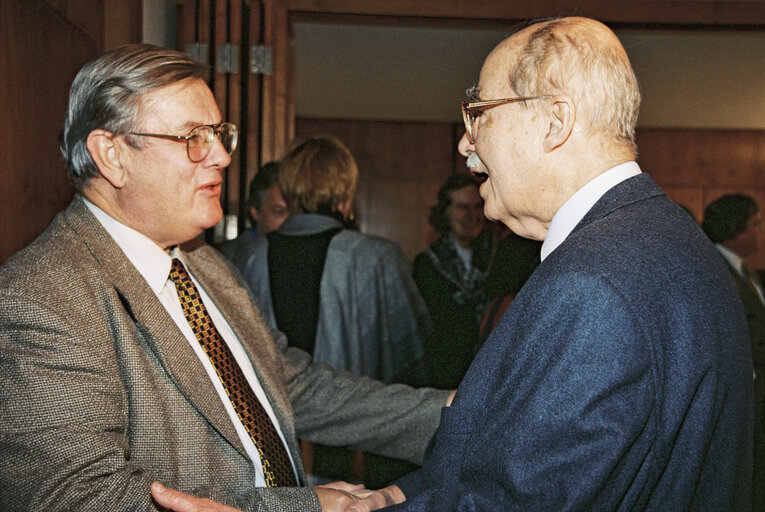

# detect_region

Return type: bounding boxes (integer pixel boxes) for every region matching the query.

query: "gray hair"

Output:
[509,18,641,154]
[60,44,209,189]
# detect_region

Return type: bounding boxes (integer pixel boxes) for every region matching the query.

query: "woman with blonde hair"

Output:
[242,136,430,485]
[244,136,428,380]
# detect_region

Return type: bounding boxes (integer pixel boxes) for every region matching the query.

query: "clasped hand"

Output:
[151,480,405,512]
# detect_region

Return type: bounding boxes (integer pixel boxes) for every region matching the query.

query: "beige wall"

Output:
[294,23,765,130]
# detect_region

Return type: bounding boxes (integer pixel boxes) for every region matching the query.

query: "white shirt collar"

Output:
[715,244,744,277]
[83,197,173,294]
[540,161,642,261]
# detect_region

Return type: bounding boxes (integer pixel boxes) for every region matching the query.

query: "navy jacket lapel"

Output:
[571,173,666,237]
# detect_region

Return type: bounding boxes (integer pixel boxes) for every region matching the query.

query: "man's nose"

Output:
[206,135,232,169]
[457,132,474,157]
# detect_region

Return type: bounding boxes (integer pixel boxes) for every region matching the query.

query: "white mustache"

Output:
[466,152,482,169]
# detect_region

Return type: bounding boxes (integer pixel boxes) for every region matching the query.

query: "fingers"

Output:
[316,480,365,492]
[151,482,197,511]
[151,482,242,512]
[345,491,388,512]
[348,485,406,512]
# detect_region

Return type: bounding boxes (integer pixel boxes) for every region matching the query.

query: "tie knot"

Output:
[169,258,188,285]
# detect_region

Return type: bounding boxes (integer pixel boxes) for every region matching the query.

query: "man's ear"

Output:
[86,129,128,188]
[543,95,576,153]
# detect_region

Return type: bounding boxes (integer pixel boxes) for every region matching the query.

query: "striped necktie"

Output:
[169,258,296,487]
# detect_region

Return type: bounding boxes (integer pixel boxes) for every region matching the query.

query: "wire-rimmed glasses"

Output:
[461,97,551,144]
[125,122,239,162]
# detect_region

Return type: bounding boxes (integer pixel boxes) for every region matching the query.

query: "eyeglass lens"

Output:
[187,123,238,162]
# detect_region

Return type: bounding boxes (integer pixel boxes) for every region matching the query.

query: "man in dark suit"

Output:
[153,16,754,512]
[0,44,450,512]
[702,193,765,511]
[345,15,753,512]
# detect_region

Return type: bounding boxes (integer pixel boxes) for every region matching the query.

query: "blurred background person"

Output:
[413,173,491,389]
[242,136,431,487]
[218,161,289,271]
[702,193,765,510]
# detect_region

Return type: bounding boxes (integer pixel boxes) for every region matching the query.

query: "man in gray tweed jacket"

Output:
[0,44,448,512]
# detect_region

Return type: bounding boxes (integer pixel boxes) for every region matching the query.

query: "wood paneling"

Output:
[177,0,292,242]
[104,0,142,49]
[41,0,104,49]
[296,119,765,270]
[637,128,765,270]
[1,0,98,263]
[288,0,765,28]
[296,117,457,262]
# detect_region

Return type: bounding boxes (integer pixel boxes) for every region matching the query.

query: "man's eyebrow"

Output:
[465,85,480,101]
[178,120,220,132]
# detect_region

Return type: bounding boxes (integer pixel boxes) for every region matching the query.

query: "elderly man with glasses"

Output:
[0,44,451,512]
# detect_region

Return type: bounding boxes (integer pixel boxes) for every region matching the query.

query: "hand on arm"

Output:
[346,485,406,512]
[151,482,244,512]
[151,481,403,512]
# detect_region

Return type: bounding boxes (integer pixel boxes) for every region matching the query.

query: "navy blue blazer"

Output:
[393,174,753,511]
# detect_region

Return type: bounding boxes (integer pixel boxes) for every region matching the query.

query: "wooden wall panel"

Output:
[288,0,765,28]
[177,0,292,242]
[637,128,765,270]
[296,119,765,270]
[41,0,104,50]
[1,0,99,263]
[296,117,457,263]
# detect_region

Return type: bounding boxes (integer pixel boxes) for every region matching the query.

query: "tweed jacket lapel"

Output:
[62,196,247,458]
[182,239,302,476]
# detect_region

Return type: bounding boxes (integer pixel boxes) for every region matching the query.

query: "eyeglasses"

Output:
[461,96,551,144]
[124,122,239,162]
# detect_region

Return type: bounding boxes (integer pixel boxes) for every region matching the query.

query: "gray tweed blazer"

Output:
[0,196,447,511]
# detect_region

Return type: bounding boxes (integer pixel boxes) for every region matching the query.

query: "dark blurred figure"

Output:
[218,162,288,271]
[702,193,765,511]
[413,173,490,389]
[478,224,541,343]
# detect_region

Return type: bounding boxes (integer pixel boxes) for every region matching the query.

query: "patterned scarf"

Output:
[423,234,488,322]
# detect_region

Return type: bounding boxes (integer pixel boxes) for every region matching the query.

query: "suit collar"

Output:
[63,196,249,457]
[570,172,666,239]
[542,162,642,261]
[82,197,171,294]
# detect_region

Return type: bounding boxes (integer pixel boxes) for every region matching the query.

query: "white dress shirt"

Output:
[84,198,298,487]
[541,161,642,261]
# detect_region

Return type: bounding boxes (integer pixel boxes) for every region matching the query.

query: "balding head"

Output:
[501,17,640,154]
[458,17,642,240]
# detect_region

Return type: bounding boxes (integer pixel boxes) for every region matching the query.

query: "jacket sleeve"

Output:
[388,272,655,511]
[278,326,449,465]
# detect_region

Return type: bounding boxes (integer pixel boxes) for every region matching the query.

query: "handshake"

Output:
[151,481,405,512]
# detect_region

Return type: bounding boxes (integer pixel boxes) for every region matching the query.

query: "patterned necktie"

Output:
[168,258,296,487]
